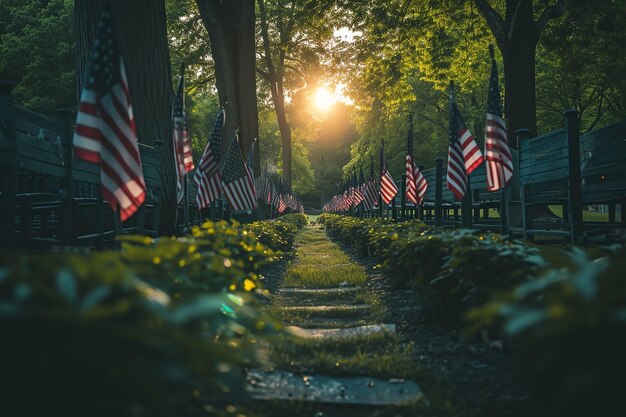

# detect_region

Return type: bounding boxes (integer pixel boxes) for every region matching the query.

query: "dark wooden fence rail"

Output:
[0,80,165,249]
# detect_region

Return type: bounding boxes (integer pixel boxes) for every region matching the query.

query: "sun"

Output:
[314,87,337,111]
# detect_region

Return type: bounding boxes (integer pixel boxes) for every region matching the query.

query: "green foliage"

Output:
[320,214,543,324]
[244,213,307,253]
[0,0,75,113]
[0,218,295,416]
[468,249,626,416]
[276,213,309,229]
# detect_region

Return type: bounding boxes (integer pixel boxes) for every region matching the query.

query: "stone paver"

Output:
[286,323,396,339]
[247,369,426,406]
[277,286,361,295]
[280,304,372,317]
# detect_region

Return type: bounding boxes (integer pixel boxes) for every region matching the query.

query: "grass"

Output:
[282,264,367,288]
[283,227,369,288]
[548,205,622,222]
[269,331,414,379]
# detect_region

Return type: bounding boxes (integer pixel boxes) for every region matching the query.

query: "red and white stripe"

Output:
[73,60,146,221]
[223,175,257,211]
[380,169,398,204]
[194,147,221,209]
[447,127,483,201]
[485,113,513,191]
[406,155,427,205]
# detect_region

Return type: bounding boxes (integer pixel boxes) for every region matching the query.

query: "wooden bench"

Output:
[0,81,164,248]
[513,111,582,242]
[580,119,626,230]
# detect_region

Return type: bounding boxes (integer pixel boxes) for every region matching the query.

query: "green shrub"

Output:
[276,213,309,229]
[0,219,290,417]
[320,214,545,324]
[426,231,544,324]
[468,248,626,417]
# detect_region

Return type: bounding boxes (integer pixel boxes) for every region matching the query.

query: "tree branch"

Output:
[418,114,447,133]
[256,67,270,81]
[507,0,523,40]
[535,0,564,35]
[473,0,505,49]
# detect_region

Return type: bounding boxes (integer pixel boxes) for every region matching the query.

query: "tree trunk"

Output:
[502,0,537,145]
[196,0,260,175]
[74,0,177,234]
[257,0,291,190]
[475,0,564,147]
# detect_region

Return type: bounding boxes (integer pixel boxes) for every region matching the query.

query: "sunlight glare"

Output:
[314,87,337,111]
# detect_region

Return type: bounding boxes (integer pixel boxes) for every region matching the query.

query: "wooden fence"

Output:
[0,81,166,248]
[2,78,625,247]
[356,110,626,244]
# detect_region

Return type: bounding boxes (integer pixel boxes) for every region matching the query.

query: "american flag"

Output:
[405,116,428,205]
[221,133,258,211]
[359,165,374,211]
[277,195,287,213]
[484,46,513,191]
[194,109,224,209]
[73,9,145,221]
[173,65,194,204]
[447,87,484,201]
[352,169,365,207]
[246,138,257,179]
[380,141,398,204]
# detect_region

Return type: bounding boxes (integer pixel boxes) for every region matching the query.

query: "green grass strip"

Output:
[283,227,368,288]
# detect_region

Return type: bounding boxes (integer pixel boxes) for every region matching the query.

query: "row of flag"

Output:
[73,9,295,223]
[255,169,304,214]
[324,44,512,212]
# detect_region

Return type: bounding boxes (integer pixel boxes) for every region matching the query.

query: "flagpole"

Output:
[450,80,474,229]
[183,172,189,231]
[114,203,122,249]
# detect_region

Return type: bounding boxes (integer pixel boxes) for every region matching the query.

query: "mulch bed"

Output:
[339,238,553,417]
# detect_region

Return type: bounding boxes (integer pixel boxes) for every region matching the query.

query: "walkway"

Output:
[247,224,427,416]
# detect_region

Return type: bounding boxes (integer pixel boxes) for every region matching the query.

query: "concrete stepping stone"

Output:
[277,286,361,295]
[281,304,371,318]
[291,317,377,329]
[247,369,426,406]
[285,323,396,339]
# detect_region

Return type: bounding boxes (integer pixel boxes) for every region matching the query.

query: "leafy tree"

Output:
[536,0,626,132]
[257,0,336,190]
[0,0,75,114]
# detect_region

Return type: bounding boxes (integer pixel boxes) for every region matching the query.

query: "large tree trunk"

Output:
[196,0,260,175]
[74,0,177,234]
[257,0,292,190]
[475,0,564,147]
[501,0,537,144]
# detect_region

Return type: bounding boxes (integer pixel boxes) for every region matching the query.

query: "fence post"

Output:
[56,108,75,244]
[435,158,443,228]
[0,80,17,249]
[516,129,532,240]
[461,177,473,228]
[565,109,583,244]
[400,174,406,220]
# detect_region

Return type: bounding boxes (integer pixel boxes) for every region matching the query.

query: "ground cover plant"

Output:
[0,218,300,417]
[319,214,545,324]
[468,248,626,417]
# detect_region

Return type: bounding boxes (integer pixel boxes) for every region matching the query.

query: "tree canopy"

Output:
[2,0,625,207]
